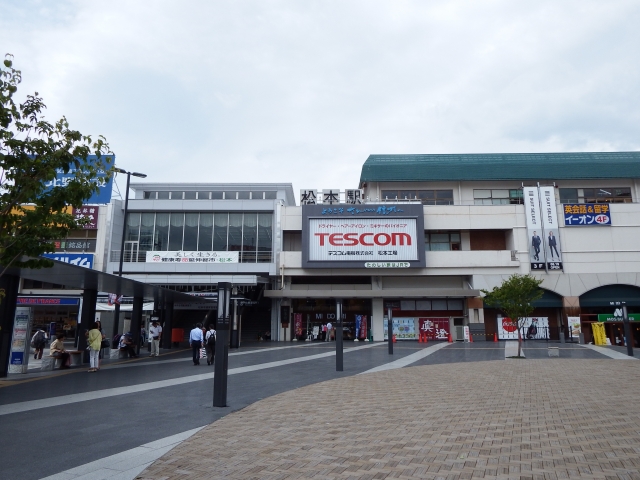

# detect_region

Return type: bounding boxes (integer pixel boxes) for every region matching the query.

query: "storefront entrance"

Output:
[291,299,372,341]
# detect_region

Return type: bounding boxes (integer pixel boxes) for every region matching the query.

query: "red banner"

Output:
[294,313,303,337]
[358,315,368,339]
[419,318,449,340]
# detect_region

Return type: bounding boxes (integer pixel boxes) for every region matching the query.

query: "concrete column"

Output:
[372,298,384,341]
[162,301,174,349]
[78,289,98,353]
[131,296,143,355]
[0,274,20,378]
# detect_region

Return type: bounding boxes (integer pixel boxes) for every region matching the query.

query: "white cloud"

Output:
[2,0,639,200]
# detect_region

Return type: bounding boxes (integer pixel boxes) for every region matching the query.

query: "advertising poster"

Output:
[540,186,562,270]
[567,317,581,337]
[8,307,32,374]
[44,155,114,204]
[418,318,450,340]
[383,317,416,340]
[523,187,545,271]
[497,316,549,340]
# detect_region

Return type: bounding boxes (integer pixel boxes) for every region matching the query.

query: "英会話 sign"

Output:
[563,203,612,226]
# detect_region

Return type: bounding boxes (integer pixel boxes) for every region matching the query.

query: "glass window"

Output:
[197,192,210,200]
[198,213,213,251]
[154,213,169,251]
[251,191,264,200]
[416,300,431,310]
[184,191,197,200]
[560,187,631,203]
[264,191,277,200]
[491,189,509,198]
[448,299,464,310]
[474,189,523,205]
[212,213,228,251]
[399,190,416,200]
[237,191,251,200]
[257,213,273,262]
[418,190,435,200]
[125,213,140,242]
[183,213,199,251]
[425,231,461,251]
[211,191,223,200]
[140,213,155,252]
[170,191,183,200]
[432,299,447,310]
[224,191,237,200]
[242,213,257,262]
[157,191,170,200]
[228,214,243,251]
[143,191,156,199]
[381,190,397,200]
[168,213,184,250]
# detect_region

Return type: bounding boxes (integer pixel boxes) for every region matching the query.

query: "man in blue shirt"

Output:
[189,323,204,365]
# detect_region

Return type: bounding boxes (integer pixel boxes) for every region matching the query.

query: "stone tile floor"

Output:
[137,358,640,480]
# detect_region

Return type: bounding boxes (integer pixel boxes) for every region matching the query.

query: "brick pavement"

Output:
[138,359,640,480]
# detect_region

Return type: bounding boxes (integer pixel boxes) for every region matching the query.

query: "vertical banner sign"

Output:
[523,187,545,271]
[540,186,563,271]
[356,315,368,340]
[9,307,32,374]
[294,313,303,338]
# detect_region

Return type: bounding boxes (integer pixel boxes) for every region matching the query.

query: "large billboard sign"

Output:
[523,186,562,272]
[302,204,425,268]
[44,155,115,204]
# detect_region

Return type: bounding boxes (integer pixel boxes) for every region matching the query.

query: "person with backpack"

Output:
[205,325,216,366]
[31,328,47,360]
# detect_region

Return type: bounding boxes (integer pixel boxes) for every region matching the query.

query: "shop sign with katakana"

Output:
[41,253,94,269]
[563,203,612,226]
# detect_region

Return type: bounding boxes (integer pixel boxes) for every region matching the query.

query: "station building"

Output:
[106,183,296,343]
[268,152,640,346]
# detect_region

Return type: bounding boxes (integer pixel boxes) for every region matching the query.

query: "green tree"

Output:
[0,54,113,283]
[482,274,544,357]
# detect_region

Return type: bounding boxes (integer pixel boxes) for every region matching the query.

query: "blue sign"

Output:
[10,352,24,365]
[18,297,80,306]
[321,206,405,216]
[563,204,612,226]
[41,253,94,269]
[44,155,114,204]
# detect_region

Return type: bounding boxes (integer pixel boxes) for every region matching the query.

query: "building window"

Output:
[197,192,211,200]
[143,191,157,199]
[224,191,237,200]
[122,211,273,263]
[265,191,277,200]
[559,187,632,204]
[170,191,183,200]
[473,189,523,205]
[184,191,197,200]
[211,191,223,199]
[425,231,461,251]
[157,191,170,200]
[381,190,454,205]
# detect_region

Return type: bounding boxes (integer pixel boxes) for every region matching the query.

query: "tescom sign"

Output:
[301,204,426,269]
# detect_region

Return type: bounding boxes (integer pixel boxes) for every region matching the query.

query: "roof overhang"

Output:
[265,288,480,299]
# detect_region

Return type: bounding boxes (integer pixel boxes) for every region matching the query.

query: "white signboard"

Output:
[539,186,562,270]
[308,218,418,262]
[9,307,32,374]
[146,251,239,263]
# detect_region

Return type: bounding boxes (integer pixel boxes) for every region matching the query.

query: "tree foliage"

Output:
[0,54,113,278]
[482,274,544,357]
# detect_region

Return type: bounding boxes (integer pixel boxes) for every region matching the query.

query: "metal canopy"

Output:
[7,257,208,305]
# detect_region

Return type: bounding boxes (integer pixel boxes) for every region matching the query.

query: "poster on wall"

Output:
[383,317,416,340]
[539,186,562,270]
[8,307,32,374]
[497,316,549,340]
[563,203,611,226]
[418,318,450,340]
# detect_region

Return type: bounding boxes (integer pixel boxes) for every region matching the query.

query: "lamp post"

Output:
[111,168,147,344]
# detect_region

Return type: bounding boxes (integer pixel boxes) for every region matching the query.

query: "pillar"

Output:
[0,274,20,378]
[161,301,174,349]
[372,298,384,341]
[131,296,143,355]
[562,296,580,344]
[78,289,98,354]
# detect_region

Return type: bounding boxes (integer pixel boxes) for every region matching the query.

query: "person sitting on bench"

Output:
[118,332,138,358]
[49,333,71,369]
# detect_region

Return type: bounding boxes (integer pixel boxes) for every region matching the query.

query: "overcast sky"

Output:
[2,1,639,202]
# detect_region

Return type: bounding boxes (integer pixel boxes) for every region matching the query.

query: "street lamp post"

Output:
[111,168,147,345]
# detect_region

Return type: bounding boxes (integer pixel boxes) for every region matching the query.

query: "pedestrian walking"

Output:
[31,328,47,360]
[205,325,216,365]
[325,322,333,342]
[189,323,204,365]
[149,320,162,357]
[86,322,102,372]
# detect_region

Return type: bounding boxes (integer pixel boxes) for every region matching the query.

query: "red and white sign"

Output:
[498,316,549,339]
[308,218,418,262]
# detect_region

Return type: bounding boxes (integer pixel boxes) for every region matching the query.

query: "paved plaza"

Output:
[0,341,638,480]
[139,357,640,480]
